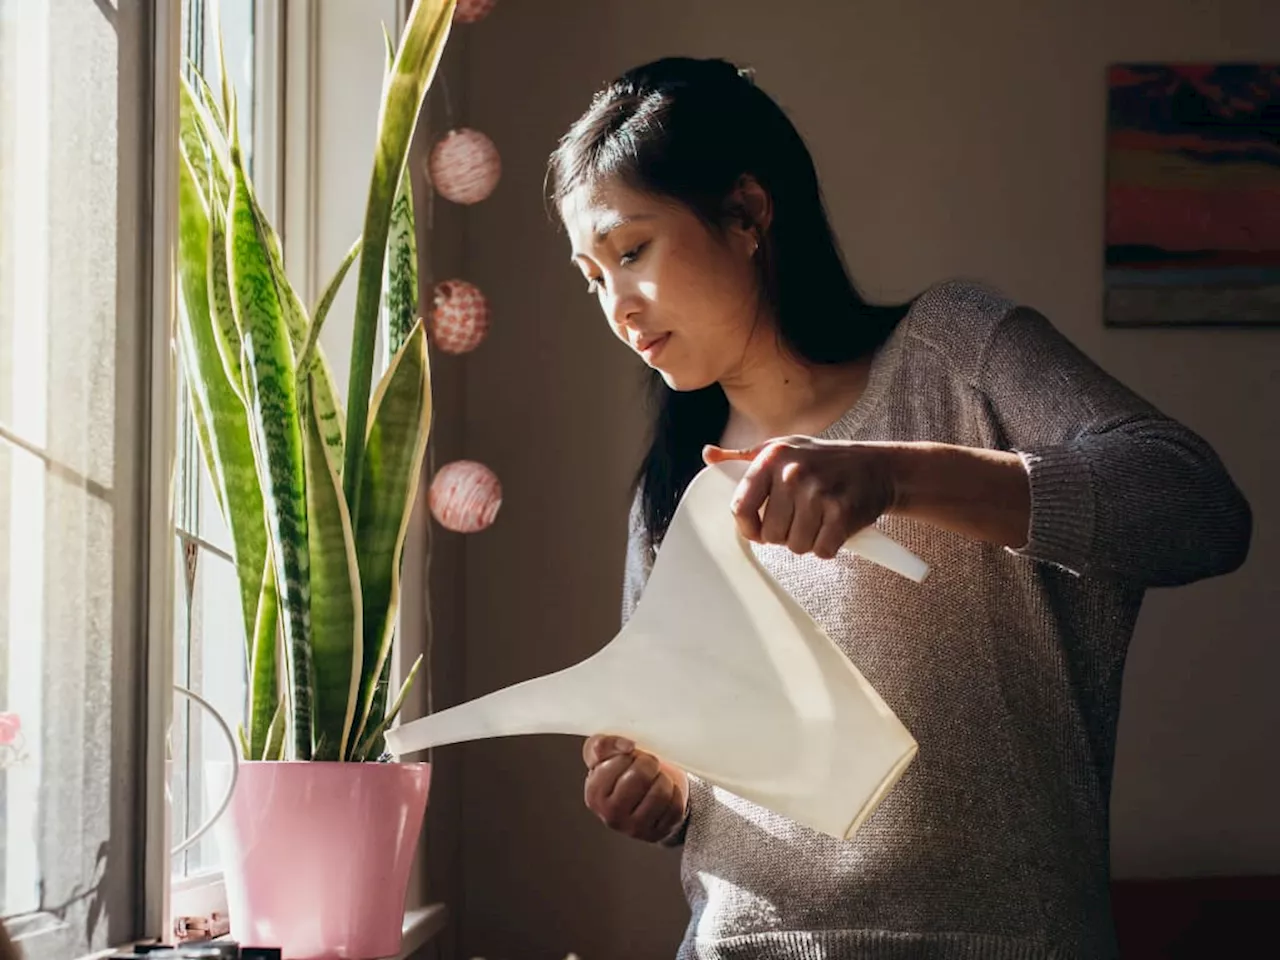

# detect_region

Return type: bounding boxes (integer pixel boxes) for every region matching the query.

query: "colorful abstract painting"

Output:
[1105,64,1280,327]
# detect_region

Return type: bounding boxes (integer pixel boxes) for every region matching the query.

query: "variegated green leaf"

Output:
[382,155,418,362]
[352,321,432,747]
[179,77,230,211]
[176,147,265,658]
[355,654,422,761]
[214,2,235,142]
[190,52,347,474]
[227,133,313,760]
[303,375,363,762]
[247,555,279,760]
[299,236,361,380]
[188,55,348,475]
[207,181,246,399]
[249,186,349,470]
[193,67,230,141]
[343,0,454,521]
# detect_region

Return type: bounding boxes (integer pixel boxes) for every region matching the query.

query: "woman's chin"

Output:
[655,366,714,393]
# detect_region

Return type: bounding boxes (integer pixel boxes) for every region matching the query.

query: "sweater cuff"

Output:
[1009,445,1095,575]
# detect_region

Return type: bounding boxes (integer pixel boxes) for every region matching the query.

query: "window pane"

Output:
[0,0,132,952]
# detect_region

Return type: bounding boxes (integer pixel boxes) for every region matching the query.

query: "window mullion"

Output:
[138,0,182,944]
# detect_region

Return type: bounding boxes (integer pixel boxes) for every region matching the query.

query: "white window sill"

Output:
[71,874,447,960]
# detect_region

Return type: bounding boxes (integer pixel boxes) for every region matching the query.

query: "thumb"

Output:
[702,444,759,465]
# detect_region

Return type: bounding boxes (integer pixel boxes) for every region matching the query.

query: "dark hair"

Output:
[548,57,910,545]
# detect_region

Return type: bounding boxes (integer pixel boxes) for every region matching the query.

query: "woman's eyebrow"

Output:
[593,211,656,239]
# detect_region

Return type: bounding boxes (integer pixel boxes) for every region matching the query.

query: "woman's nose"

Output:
[607,287,643,330]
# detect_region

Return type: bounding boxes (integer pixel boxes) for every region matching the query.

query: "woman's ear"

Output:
[725,175,773,255]
[733,175,773,232]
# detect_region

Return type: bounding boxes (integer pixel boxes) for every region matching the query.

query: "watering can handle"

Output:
[842,526,930,583]
[706,461,930,583]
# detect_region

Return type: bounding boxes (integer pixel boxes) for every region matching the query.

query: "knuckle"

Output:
[759,442,787,466]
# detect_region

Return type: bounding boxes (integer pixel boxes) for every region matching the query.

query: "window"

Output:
[0,1,169,957]
[3,2,432,953]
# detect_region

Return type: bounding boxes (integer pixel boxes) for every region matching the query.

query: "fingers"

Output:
[631,767,677,836]
[812,500,849,560]
[607,751,662,820]
[702,444,758,465]
[584,752,642,814]
[730,446,779,542]
[758,463,796,545]
[582,736,686,841]
[582,734,634,769]
[584,750,668,837]
[786,476,824,555]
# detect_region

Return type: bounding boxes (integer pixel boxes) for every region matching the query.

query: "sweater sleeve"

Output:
[975,305,1252,587]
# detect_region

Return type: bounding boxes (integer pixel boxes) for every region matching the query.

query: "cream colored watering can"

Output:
[385,462,926,840]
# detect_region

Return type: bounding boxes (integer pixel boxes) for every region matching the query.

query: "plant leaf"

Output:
[190,51,348,472]
[214,0,235,145]
[262,695,287,762]
[207,178,247,400]
[355,654,422,761]
[249,185,349,471]
[382,21,395,74]
[342,0,454,524]
[192,66,230,141]
[179,76,230,209]
[299,236,361,380]
[382,152,418,363]
[352,321,432,747]
[247,555,279,760]
[303,375,364,762]
[363,656,394,762]
[176,147,265,658]
[227,129,313,760]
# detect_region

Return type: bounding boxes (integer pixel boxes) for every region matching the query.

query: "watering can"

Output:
[385,461,927,840]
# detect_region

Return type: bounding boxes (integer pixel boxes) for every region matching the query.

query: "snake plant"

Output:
[175,0,455,761]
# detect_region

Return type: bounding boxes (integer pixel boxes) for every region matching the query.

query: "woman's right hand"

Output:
[583,735,688,843]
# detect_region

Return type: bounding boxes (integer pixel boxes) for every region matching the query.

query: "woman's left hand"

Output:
[703,438,897,559]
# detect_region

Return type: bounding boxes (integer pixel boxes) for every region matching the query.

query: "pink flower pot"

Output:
[208,761,431,959]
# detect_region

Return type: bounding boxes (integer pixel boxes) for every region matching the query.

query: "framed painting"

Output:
[1105,63,1280,327]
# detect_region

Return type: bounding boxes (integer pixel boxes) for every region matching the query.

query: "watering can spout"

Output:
[385,664,600,756]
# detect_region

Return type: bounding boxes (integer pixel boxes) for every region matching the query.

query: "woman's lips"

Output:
[636,332,671,361]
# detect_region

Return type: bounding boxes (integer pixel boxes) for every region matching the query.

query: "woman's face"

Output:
[561,179,766,391]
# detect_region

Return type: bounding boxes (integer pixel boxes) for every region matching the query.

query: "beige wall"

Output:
[421,0,1280,956]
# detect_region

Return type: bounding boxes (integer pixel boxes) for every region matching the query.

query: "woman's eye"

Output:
[619,242,647,267]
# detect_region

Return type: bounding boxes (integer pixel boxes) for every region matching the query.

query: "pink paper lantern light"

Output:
[454,0,497,24]
[428,128,501,205]
[430,279,490,354]
[430,460,502,534]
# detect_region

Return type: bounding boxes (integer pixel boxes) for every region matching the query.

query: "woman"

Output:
[548,57,1252,959]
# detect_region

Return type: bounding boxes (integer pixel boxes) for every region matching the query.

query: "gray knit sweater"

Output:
[619,280,1252,960]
